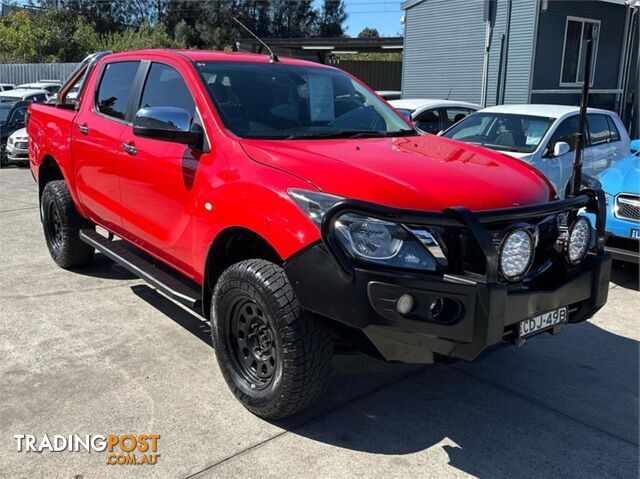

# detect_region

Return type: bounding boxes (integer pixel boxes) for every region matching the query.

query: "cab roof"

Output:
[104,49,331,69]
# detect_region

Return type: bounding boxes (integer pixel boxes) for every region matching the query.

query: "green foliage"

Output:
[358,27,379,39]
[2,0,350,63]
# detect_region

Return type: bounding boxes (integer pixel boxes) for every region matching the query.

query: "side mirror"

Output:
[553,141,570,157]
[630,139,640,154]
[133,106,202,147]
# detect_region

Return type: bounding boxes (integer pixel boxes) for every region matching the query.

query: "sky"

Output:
[14,0,405,37]
[339,0,404,37]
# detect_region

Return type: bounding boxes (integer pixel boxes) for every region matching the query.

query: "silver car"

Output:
[6,128,29,165]
[441,104,630,198]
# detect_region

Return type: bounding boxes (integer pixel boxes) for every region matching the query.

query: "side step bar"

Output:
[79,229,202,310]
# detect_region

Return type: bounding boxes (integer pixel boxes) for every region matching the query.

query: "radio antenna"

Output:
[233,17,279,63]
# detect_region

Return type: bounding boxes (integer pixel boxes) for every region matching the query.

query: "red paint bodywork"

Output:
[28,49,553,285]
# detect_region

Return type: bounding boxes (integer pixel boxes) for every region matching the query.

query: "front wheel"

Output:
[211,259,333,419]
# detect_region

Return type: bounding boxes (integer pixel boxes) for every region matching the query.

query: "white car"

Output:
[441,104,631,198]
[17,82,61,96]
[0,89,49,103]
[5,128,28,165]
[0,84,16,92]
[389,99,480,134]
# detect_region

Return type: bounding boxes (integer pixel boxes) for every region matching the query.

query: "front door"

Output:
[117,61,202,275]
[73,60,141,231]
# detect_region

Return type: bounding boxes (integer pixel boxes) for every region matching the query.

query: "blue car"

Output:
[594,139,640,263]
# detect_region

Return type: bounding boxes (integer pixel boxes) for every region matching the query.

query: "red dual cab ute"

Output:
[28,50,611,418]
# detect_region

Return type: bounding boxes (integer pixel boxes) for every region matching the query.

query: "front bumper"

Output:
[284,190,612,363]
[6,144,28,162]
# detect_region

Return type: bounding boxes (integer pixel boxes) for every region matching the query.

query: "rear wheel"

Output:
[41,180,95,268]
[211,259,333,419]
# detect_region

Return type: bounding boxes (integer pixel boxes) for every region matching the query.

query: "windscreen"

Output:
[442,113,554,153]
[195,61,414,140]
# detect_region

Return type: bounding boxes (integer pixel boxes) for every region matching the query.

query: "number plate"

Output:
[630,229,640,239]
[519,307,568,338]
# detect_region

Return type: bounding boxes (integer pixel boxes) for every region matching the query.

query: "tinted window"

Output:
[0,103,13,122]
[415,109,441,134]
[443,108,473,128]
[139,63,195,121]
[96,61,140,120]
[546,115,579,155]
[588,114,611,145]
[9,107,27,125]
[606,115,620,142]
[196,61,414,140]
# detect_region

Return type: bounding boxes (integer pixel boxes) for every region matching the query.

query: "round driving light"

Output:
[499,228,534,281]
[397,294,414,315]
[567,217,591,264]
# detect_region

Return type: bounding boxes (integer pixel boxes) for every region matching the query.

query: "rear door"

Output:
[72,60,141,231]
[117,60,201,274]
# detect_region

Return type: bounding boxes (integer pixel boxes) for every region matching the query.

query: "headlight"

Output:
[288,189,441,271]
[566,217,590,264]
[499,228,534,281]
[335,213,438,271]
[7,137,13,145]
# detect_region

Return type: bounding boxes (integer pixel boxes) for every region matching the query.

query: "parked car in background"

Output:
[0,100,30,167]
[389,99,479,134]
[587,139,639,263]
[376,90,402,101]
[5,128,29,166]
[0,84,16,92]
[17,82,61,96]
[0,89,49,103]
[441,105,630,198]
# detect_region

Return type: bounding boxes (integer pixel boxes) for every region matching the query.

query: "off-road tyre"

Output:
[41,180,95,269]
[211,259,333,419]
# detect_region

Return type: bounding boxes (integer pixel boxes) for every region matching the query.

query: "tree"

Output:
[271,0,317,38]
[317,0,347,37]
[358,27,379,38]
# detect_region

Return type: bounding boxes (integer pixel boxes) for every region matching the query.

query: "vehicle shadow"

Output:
[610,260,639,291]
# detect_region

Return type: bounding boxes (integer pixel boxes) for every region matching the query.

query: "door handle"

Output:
[77,124,89,135]
[121,143,137,156]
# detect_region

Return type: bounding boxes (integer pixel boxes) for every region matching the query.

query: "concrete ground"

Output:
[0,166,638,479]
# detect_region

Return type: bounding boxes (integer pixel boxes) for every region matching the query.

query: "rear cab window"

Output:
[95,61,141,121]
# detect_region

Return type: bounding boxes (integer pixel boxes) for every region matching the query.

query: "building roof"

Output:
[402,0,629,9]
[480,103,612,118]
[389,98,480,112]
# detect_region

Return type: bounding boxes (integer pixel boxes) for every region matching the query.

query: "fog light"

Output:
[499,228,534,281]
[566,217,591,264]
[396,294,414,315]
[428,297,463,324]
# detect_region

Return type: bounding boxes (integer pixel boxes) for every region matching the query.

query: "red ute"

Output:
[28,50,611,418]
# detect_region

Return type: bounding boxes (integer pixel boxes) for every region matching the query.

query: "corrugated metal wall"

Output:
[0,63,79,86]
[331,60,402,90]
[401,0,536,106]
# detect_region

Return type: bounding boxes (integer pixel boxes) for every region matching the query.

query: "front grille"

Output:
[615,194,640,222]
[14,141,28,149]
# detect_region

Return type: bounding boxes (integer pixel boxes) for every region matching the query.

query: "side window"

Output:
[546,115,579,155]
[96,61,140,121]
[444,108,472,128]
[587,114,611,145]
[606,115,620,142]
[10,107,27,125]
[415,109,441,134]
[139,63,195,122]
